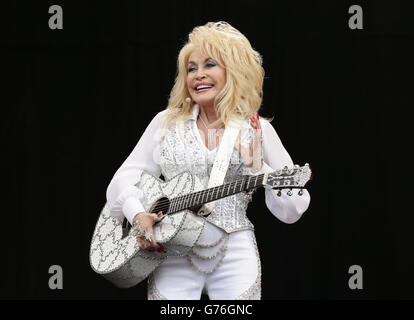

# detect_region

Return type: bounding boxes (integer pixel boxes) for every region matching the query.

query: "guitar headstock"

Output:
[265,163,313,190]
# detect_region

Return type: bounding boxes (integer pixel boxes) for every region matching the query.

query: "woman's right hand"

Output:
[132,211,166,253]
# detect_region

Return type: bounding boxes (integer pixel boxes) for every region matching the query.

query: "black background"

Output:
[1,0,413,300]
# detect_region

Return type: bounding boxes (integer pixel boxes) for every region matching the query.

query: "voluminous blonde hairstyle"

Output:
[163,21,265,128]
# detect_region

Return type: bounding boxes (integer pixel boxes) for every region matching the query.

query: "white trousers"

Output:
[147,222,261,300]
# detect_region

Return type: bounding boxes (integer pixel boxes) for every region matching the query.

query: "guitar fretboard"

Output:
[168,174,265,214]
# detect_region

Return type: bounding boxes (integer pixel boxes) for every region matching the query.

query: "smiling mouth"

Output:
[195,85,214,93]
[196,88,213,93]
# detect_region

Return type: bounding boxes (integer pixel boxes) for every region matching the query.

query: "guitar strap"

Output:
[197,118,243,217]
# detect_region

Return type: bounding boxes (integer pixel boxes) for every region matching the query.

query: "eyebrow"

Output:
[188,58,213,65]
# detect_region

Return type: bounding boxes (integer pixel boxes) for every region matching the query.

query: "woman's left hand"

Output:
[235,113,263,173]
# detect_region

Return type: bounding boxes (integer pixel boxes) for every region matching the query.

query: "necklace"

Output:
[198,114,224,130]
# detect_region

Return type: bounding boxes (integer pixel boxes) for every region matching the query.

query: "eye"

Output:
[188,66,196,72]
[206,62,216,67]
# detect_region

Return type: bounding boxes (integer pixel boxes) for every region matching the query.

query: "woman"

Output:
[106,21,310,300]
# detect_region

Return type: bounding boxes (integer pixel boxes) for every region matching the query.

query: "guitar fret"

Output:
[175,198,180,213]
[184,195,188,208]
[168,199,172,213]
[188,194,193,208]
[179,198,183,212]
[167,166,311,215]
[172,198,176,213]
[178,197,183,212]
[172,174,266,213]
[173,175,263,213]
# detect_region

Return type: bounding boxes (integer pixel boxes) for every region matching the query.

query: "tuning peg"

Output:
[287,189,293,196]
[277,190,282,197]
[298,189,303,196]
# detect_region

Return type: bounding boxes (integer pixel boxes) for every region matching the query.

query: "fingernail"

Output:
[251,117,255,122]
[256,113,259,119]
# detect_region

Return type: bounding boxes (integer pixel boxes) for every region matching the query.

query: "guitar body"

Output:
[89,171,206,288]
[90,163,312,289]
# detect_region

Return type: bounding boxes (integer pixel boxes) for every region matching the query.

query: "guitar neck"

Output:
[168,174,265,214]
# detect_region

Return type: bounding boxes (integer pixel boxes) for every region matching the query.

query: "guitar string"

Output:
[141,168,301,215]
[149,174,266,214]
[171,176,255,213]
[152,167,297,210]
[149,177,251,214]
[146,171,301,214]
[151,180,247,214]
[163,174,259,208]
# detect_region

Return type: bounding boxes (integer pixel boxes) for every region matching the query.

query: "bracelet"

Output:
[132,214,144,237]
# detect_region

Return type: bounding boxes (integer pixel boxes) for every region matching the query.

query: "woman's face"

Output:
[186,49,226,110]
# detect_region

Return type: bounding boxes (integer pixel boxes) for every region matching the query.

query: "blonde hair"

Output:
[163,21,265,128]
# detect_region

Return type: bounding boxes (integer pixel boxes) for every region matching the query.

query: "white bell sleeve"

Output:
[257,119,311,224]
[106,110,166,224]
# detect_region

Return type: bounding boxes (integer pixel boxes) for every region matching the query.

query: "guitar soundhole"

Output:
[119,197,171,239]
[150,197,170,215]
